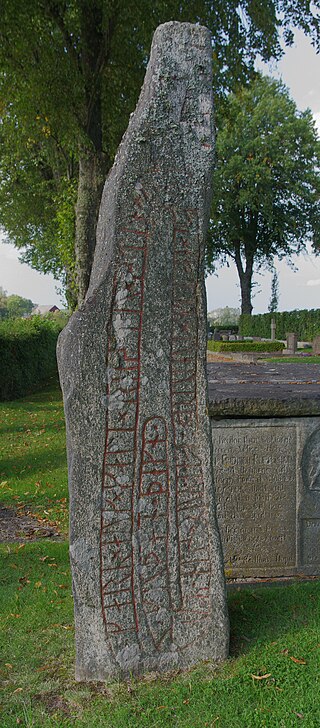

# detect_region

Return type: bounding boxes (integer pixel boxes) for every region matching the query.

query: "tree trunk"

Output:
[239,272,253,315]
[75,147,105,306]
[233,241,254,315]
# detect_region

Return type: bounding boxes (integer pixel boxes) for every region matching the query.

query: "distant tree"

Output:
[208,306,240,326]
[268,269,280,313]
[6,295,35,318]
[207,75,320,315]
[0,286,8,319]
[1,1,320,307]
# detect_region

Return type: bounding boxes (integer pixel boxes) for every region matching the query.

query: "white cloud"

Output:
[306,278,320,287]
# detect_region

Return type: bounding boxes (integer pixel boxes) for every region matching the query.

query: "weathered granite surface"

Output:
[208,362,320,417]
[57,22,228,680]
[208,363,320,578]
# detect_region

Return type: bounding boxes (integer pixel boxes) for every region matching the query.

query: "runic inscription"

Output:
[57,21,228,680]
[170,209,214,646]
[101,204,217,654]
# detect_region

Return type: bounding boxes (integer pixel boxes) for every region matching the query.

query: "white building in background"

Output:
[32,304,60,315]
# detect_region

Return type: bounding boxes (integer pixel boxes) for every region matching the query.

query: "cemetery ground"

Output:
[1,382,320,727]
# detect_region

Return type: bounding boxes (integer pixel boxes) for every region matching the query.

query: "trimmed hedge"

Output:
[239,310,320,341]
[208,324,239,334]
[208,340,284,352]
[0,316,66,400]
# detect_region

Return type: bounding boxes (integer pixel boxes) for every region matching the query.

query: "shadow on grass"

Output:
[0,442,67,480]
[1,383,62,409]
[0,417,65,437]
[228,581,320,656]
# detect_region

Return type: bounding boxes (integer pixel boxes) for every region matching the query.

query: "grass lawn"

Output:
[263,356,320,364]
[0,383,68,536]
[1,385,320,727]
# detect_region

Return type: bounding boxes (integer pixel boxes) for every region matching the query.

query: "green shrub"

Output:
[239,309,320,340]
[0,316,65,400]
[208,340,284,352]
[208,323,239,334]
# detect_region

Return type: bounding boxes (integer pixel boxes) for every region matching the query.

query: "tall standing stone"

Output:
[57,21,229,680]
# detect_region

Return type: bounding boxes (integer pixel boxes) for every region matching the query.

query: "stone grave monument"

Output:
[286,332,298,355]
[57,21,229,680]
[208,362,320,578]
[312,335,320,355]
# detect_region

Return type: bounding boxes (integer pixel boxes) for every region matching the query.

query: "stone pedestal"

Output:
[286,332,298,355]
[312,335,320,355]
[58,22,228,680]
[208,362,320,578]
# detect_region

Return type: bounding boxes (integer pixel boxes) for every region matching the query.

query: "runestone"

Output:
[57,21,229,679]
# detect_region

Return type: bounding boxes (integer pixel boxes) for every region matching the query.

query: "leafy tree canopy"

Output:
[0,288,35,318]
[268,268,280,312]
[207,74,320,314]
[1,1,320,305]
[208,306,240,325]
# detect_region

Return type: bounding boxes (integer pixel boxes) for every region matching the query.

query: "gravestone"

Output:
[286,332,298,355]
[208,362,320,577]
[212,419,320,577]
[312,335,320,354]
[57,21,229,680]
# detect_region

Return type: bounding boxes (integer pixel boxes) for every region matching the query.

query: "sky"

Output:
[0,28,320,312]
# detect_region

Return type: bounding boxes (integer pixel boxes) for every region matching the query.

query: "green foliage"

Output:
[0,316,64,400]
[0,288,35,319]
[208,306,240,325]
[207,74,320,314]
[240,309,320,341]
[208,340,284,352]
[1,2,320,303]
[0,286,8,319]
[6,294,35,318]
[268,269,280,313]
[208,323,239,333]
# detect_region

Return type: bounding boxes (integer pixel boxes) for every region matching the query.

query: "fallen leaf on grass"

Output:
[5,663,13,669]
[36,664,53,672]
[293,712,304,719]
[280,648,289,655]
[34,581,42,589]
[10,614,21,618]
[290,656,306,665]
[251,673,272,681]
[12,688,23,694]
[51,624,73,630]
